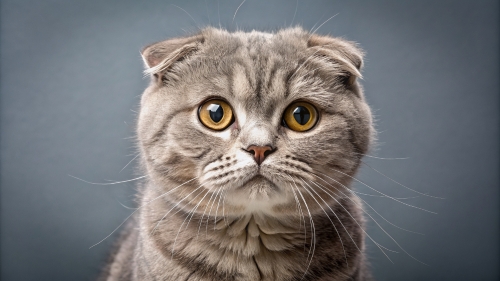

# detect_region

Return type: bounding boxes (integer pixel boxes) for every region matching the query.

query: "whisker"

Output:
[217,0,221,29]
[151,184,205,235]
[324,169,437,214]
[294,185,316,280]
[306,178,398,256]
[361,160,444,199]
[119,153,140,173]
[206,187,222,235]
[222,187,229,227]
[374,242,399,253]
[287,174,316,279]
[273,171,305,234]
[308,13,339,40]
[308,13,324,34]
[185,188,212,231]
[214,186,225,230]
[289,182,307,247]
[313,173,424,235]
[298,178,349,266]
[355,153,409,160]
[197,187,219,238]
[307,177,394,262]
[117,200,137,210]
[312,172,428,264]
[171,4,202,30]
[353,191,420,200]
[70,175,146,186]
[232,0,246,24]
[281,173,307,248]
[171,189,211,256]
[89,177,198,249]
[291,0,298,26]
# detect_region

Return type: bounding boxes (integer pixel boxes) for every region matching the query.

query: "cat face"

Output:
[138,27,373,217]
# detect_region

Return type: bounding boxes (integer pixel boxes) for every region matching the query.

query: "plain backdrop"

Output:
[1,0,498,280]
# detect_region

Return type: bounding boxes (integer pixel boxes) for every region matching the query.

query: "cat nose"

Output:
[244,145,274,165]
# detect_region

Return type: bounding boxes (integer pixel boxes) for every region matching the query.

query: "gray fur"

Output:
[99,27,374,281]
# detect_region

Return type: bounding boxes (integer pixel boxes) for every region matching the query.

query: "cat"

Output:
[98,26,375,281]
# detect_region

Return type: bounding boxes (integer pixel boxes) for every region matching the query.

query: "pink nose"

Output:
[245,145,274,165]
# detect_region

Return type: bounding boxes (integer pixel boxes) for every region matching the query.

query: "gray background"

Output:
[1,0,498,280]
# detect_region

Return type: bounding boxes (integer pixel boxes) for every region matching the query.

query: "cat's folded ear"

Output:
[307,34,364,86]
[141,34,204,81]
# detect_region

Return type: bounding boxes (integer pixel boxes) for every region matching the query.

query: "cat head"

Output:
[138,27,373,217]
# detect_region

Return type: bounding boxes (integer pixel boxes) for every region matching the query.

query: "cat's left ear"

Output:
[141,34,204,81]
[307,35,364,86]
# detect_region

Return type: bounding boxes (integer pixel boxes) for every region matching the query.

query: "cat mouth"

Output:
[238,174,280,192]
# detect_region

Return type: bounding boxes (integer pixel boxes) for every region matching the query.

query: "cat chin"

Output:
[223,175,293,215]
[238,175,279,194]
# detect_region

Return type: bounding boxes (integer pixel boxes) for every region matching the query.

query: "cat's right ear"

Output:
[141,34,204,83]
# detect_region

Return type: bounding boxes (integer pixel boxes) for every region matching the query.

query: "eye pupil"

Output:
[293,106,310,125]
[207,104,224,123]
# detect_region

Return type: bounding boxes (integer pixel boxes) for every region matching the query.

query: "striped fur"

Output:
[99,27,374,281]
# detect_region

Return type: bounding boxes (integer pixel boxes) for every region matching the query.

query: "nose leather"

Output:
[245,145,274,165]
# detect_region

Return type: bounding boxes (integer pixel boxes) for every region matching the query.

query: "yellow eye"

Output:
[198,99,234,131]
[283,102,318,132]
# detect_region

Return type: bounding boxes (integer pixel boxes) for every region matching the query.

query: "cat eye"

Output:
[198,99,234,131]
[282,102,318,132]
